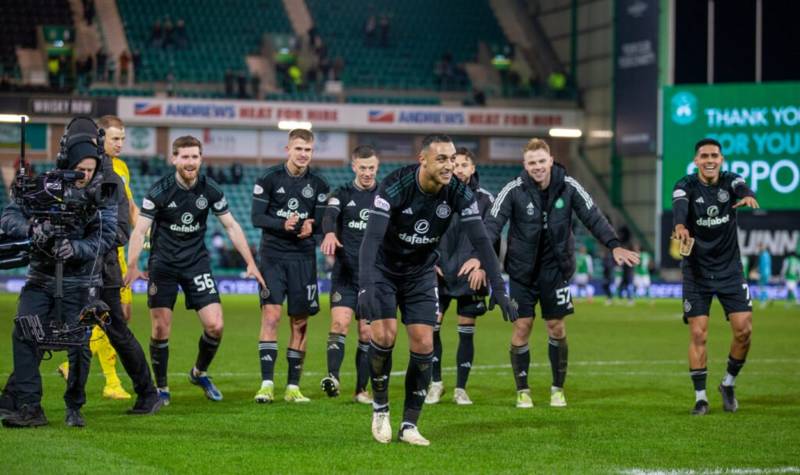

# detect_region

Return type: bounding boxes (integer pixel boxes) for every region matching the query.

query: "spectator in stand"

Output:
[163,17,175,49]
[119,50,131,86]
[149,19,163,48]
[471,89,486,106]
[307,26,319,48]
[139,157,150,177]
[95,48,107,81]
[250,75,261,100]
[224,69,235,97]
[364,14,377,47]
[378,14,390,48]
[306,66,319,93]
[319,55,331,82]
[132,49,142,74]
[77,55,93,90]
[48,56,60,88]
[434,53,454,90]
[57,55,69,89]
[175,19,188,49]
[216,167,229,185]
[230,163,243,185]
[237,72,248,98]
[331,57,344,81]
[166,70,175,97]
[107,57,116,84]
[288,65,303,91]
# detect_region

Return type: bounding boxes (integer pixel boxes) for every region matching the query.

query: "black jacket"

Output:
[485,164,619,285]
[437,171,495,297]
[100,157,131,288]
[0,169,118,287]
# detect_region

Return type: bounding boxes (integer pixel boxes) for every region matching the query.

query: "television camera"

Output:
[0,116,111,350]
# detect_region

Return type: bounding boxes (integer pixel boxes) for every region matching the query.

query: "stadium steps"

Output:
[281,0,313,37]
[95,0,131,70]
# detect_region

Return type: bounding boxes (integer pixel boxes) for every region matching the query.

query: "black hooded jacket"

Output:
[436,171,495,297]
[0,150,118,288]
[485,164,619,286]
[100,156,131,288]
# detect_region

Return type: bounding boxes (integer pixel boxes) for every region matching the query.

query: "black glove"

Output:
[54,239,75,260]
[357,286,380,321]
[489,290,518,322]
[29,220,54,246]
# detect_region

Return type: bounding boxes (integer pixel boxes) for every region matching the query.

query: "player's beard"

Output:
[177,166,199,185]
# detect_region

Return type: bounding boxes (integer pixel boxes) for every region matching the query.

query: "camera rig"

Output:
[0,116,109,351]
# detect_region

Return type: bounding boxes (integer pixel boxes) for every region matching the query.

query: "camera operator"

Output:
[0,122,117,428]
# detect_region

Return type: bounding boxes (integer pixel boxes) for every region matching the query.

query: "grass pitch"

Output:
[0,293,798,474]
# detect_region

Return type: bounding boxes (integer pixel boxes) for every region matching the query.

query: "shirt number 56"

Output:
[194,273,216,292]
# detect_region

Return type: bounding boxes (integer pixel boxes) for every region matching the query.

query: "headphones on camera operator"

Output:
[56,116,106,170]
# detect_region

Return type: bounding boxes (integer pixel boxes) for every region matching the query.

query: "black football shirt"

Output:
[251,164,330,259]
[672,171,754,278]
[324,180,378,273]
[370,164,480,271]
[141,173,229,267]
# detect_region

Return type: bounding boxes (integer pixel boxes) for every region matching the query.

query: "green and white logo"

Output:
[129,127,151,151]
[554,198,565,209]
[671,91,697,125]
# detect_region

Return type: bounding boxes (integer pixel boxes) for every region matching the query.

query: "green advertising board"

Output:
[0,123,47,151]
[662,82,800,210]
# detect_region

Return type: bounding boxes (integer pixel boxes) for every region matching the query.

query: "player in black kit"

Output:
[426,148,496,406]
[125,136,265,405]
[319,145,379,404]
[672,138,758,416]
[485,138,639,409]
[251,129,330,404]
[358,134,517,446]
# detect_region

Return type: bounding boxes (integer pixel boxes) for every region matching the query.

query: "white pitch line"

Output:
[620,467,800,475]
[18,357,800,380]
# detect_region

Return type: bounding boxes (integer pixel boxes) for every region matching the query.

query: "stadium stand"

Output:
[304,0,508,90]
[87,87,155,97]
[116,0,292,83]
[346,95,441,105]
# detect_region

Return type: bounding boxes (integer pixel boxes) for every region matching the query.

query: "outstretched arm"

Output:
[124,215,153,286]
[320,194,343,256]
[218,211,266,288]
[567,177,639,267]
